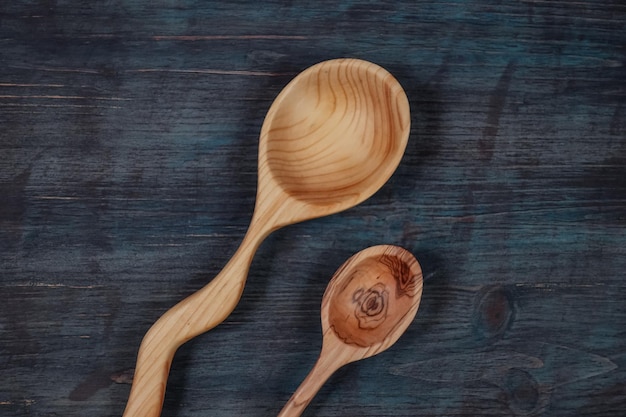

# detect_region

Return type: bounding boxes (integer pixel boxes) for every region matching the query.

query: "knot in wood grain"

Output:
[502,368,540,415]
[472,285,515,340]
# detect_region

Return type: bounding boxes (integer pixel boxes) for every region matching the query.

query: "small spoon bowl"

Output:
[278,245,423,417]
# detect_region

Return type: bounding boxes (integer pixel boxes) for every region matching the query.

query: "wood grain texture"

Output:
[278,245,423,417]
[1,1,625,417]
[122,58,410,417]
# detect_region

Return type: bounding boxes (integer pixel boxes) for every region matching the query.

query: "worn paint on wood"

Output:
[1,1,625,416]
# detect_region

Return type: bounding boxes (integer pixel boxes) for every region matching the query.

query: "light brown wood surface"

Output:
[277,245,423,417]
[122,59,411,417]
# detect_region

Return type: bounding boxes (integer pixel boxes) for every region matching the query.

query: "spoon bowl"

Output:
[123,59,410,417]
[324,245,423,350]
[257,58,410,222]
[277,245,423,417]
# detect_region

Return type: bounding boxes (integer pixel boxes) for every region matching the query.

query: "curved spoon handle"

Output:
[122,220,269,417]
[277,343,346,417]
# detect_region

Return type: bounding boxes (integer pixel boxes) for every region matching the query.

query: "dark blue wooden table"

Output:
[1,1,625,416]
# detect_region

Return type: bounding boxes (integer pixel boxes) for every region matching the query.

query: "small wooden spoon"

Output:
[122,59,410,417]
[277,245,423,417]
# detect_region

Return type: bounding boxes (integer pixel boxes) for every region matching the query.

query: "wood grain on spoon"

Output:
[122,58,410,417]
[277,245,423,417]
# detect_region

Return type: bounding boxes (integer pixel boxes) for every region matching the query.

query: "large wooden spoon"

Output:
[122,58,411,417]
[277,245,423,417]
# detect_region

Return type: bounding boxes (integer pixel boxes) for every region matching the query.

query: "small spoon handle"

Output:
[122,219,270,417]
[277,343,345,417]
